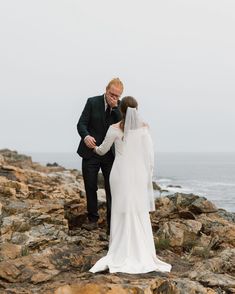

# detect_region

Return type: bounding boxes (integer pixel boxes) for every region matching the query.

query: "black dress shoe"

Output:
[82,221,98,231]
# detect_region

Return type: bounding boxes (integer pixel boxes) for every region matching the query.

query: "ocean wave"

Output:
[206,182,235,187]
[157,178,173,182]
[156,183,194,194]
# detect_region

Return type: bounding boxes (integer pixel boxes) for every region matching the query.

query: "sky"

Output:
[0,0,235,153]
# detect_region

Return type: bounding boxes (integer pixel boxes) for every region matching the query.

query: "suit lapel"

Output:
[99,94,106,127]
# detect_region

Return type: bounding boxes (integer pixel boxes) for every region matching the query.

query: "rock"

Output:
[0,243,22,261]
[156,219,202,248]
[154,196,175,218]
[97,188,106,202]
[1,179,29,197]
[171,278,217,294]
[64,199,87,230]
[97,172,104,188]
[0,201,2,215]
[167,193,200,207]
[189,197,218,213]
[11,232,29,245]
[0,186,17,198]
[46,162,59,167]
[198,213,235,247]
[55,283,144,294]
[3,201,30,215]
[167,184,182,188]
[0,154,4,164]
[190,271,235,289]
[152,181,162,191]
[0,261,22,282]
[0,149,32,168]
[217,208,235,223]
[54,275,174,294]
[190,248,235,274]
[31,162,66,173]
[0,165,27,182]
[178,210,196,220]
[185,248,235,292]
[0,149,235,293]
[0,244,82,284]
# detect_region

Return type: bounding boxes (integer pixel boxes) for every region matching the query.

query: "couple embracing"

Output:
[77,78,172,274]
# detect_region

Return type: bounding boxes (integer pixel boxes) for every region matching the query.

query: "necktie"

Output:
[105,104,111,119]
[105,104,111,129]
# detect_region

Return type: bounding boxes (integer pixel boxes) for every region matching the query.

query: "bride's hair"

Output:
[120,96,138,132]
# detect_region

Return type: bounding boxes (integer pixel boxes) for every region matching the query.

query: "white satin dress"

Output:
[89,125,172,274]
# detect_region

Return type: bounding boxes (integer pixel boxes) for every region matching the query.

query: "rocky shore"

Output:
[0,149,234,294]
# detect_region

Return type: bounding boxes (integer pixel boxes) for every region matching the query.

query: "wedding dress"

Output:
[89,108,172,274]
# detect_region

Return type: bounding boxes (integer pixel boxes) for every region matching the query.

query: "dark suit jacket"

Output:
[77,94,122,159]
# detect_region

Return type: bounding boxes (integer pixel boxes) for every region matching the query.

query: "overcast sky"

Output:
[0,0,235,153]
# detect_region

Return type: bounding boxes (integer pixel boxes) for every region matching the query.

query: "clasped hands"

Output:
[84,99,118,149]
[84,135,97,149]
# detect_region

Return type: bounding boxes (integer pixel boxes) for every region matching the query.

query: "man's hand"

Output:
[84,135,96,149]
[105,84,122,109]
[108,97,118,108]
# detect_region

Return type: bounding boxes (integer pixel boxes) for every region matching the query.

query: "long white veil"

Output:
[112,107,155,213]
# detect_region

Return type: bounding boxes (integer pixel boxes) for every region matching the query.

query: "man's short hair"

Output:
[106,78,124,92]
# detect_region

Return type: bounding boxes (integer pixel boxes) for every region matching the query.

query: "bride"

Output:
[89,96,172,274]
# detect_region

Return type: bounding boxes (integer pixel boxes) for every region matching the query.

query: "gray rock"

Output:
[217,208,235,223]
[189,197,218,213]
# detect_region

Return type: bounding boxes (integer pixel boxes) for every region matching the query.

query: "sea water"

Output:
[27,151,235,213]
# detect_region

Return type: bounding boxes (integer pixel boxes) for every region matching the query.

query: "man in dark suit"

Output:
[77,78,123,234]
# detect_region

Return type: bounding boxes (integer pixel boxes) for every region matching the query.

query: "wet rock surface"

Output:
[0,149,234,294]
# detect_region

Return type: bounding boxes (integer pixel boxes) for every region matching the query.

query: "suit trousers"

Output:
[82,150,114,230]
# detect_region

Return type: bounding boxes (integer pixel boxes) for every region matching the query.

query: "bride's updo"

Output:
[120,96,138,132]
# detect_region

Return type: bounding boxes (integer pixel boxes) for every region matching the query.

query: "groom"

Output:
[77,78,123,234]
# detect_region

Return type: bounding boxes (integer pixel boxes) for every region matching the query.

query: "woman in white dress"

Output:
[89,96,172,274]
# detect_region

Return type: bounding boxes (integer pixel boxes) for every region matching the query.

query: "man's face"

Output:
[105,84,122,106]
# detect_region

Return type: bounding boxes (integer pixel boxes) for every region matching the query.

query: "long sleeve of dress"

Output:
[147,131,154,172]
[94,126,117,156]
[143,127,155,175]
[142,126,155,212]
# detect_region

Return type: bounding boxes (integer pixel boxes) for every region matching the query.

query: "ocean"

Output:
[27,151,235,213]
